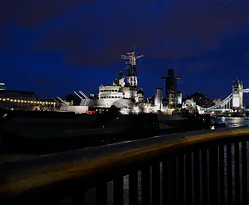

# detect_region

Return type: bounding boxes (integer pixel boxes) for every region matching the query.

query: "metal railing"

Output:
[0,127,249,205]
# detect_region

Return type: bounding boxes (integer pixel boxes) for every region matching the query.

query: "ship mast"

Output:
[120,50,143,87]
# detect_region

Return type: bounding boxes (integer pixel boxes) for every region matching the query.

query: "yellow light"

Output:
[21,100,23,103]
[24,101,27,103]
[7,98,9,100]
[17,100,20,102]
[14,100,17,102]
[102,126,105,128]
[10,99,13,102]
[3,98,6,101]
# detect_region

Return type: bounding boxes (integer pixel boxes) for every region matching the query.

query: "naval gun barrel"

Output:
[74,91,84,100]
[56,96,67,105]
[79,90,89,99]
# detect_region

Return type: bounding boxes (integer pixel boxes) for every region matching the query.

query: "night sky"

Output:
[1,0,249,104]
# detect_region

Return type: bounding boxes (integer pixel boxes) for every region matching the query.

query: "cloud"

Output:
[0,0,95,27]
[1,0,249,67]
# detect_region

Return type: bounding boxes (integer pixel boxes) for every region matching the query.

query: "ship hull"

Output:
[0,110,185,152]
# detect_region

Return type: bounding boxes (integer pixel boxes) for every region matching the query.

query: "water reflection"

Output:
[214,117,249,129]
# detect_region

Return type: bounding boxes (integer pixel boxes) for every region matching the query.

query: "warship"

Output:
[0,51,193,152]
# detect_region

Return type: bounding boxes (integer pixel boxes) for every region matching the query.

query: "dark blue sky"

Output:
[1,0,249,104]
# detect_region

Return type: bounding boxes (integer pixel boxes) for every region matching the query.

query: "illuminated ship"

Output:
[0,51,192,152]
[58,51,171,115]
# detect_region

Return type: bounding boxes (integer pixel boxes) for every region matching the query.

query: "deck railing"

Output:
[0,127,249,205]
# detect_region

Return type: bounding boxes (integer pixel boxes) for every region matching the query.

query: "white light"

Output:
[233,97,239,107]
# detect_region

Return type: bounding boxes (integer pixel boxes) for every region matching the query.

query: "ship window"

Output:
[115,96,117,98]
[112,96,114,98]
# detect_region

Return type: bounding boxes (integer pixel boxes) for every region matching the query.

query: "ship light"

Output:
[3,98,6,101]
[102,125,105,128]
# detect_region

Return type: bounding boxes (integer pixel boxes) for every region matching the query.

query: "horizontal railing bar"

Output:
[1,127,249,202]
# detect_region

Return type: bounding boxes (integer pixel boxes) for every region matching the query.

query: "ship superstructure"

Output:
[59,51,170,114]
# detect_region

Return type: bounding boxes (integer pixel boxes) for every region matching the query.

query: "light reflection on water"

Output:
[219,116,249,128]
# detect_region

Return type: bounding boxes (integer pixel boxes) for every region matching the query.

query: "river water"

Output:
[222,116,249,128]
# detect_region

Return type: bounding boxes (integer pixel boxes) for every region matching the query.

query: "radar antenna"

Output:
[120,49,144,87]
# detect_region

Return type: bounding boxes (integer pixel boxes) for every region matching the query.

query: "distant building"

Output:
[0,82,56,111]
[232,78,243,108]
[213,98,221,105]
[162,69,182,106]
[0,82,6,90]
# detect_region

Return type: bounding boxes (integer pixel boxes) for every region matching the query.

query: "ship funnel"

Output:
[154,88,163,111]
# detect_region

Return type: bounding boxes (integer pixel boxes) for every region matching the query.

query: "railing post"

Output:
[129,171,138,205]
[209,146,218,205]
[226,143,232,203]
[113,176,124,205]
[142,166,150,205]
[242,141,248,205]
[194,150,200,205]
[234,142,240,204]
[185,152,193,205]
[169,158,177,205]
[219,144,225,205]
[178,154,185,205]
[96,182,107,205]
[162,159,170,205]
[152,162,160,205]
[202,148,208,205]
